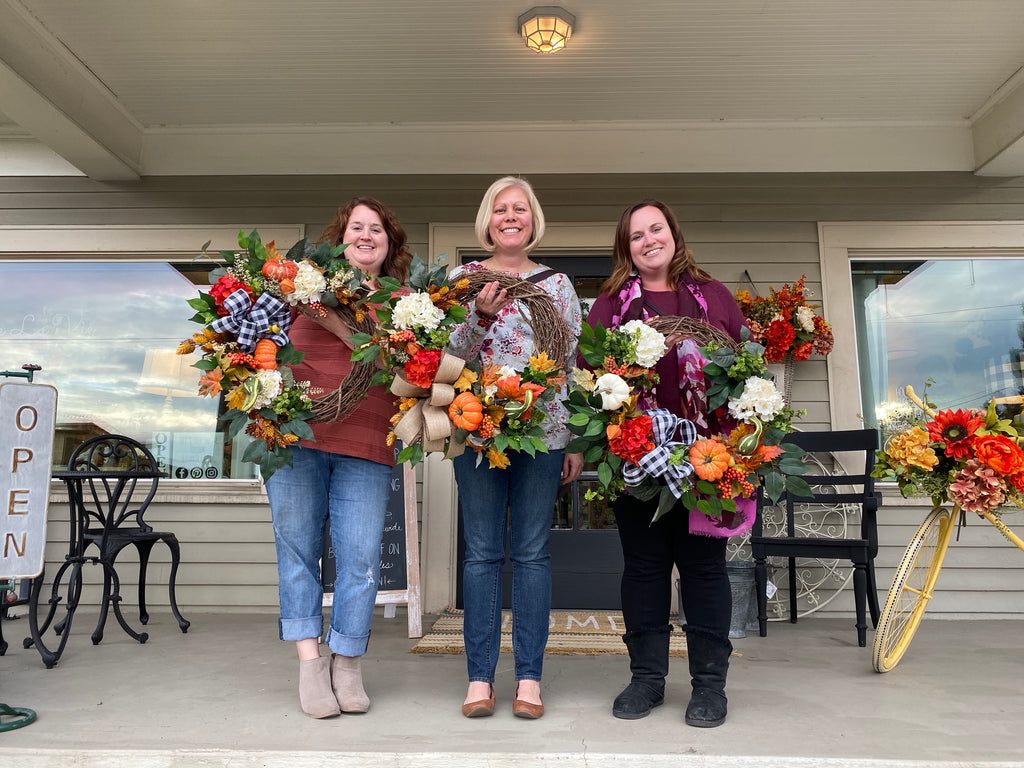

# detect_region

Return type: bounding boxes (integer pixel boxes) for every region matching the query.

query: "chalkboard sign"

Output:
[321,453,422,637]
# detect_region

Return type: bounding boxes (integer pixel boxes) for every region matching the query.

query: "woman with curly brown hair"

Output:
[265,197,412,719]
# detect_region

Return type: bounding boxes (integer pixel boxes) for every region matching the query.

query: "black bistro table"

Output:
[26,467,167,668]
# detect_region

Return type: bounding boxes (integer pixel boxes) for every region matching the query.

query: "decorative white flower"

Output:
[795,305,816,333]
[619,320,667,368]
[728,376,784,422]
[594,373,631,411]
[287,261,327,305]
[251,369,283,409]
[392,292,445,331]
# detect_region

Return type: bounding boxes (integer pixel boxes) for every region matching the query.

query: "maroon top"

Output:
[287,314,395,467]
[585,277,746,420]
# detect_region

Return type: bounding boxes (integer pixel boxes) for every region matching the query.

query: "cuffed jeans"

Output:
[453,449,563,683]
[265,446,391,657]
[614,493,731,640]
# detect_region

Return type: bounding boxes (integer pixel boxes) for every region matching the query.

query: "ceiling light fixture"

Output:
[518,6,575,53]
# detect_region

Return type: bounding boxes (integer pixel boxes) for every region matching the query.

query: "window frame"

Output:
[819,221,1024,434]
[0,224,305,502]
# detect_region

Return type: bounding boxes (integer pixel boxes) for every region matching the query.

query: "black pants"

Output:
[613,493,731,639]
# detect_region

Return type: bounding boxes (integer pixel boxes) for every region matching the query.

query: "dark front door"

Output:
[454,254,625,610]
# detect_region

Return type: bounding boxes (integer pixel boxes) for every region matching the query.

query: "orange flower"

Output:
[494,374,525,400]
[690,439,731,482]
[974,435,1024,476]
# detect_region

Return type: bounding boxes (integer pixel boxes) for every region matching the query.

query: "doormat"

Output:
[411,607,698,657]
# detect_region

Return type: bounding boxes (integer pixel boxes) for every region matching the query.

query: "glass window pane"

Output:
[0,261,258,478]
[852,259,1024,442]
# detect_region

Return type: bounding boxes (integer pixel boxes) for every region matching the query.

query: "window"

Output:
[852,258,1024,442]
[1,260,258,478]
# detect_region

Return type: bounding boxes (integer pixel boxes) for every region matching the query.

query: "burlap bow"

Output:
[211,289,292,353]
[622,408,698,498]
[391,351,467,458]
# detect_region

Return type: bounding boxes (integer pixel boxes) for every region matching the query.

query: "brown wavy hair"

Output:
[317,196,412,281]
[600,199,711,296]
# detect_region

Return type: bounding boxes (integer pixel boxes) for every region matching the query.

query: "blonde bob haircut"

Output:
[474,176,546,253]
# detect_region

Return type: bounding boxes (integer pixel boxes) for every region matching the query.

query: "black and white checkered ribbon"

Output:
[622,408,698,498]
[211,289,292,353]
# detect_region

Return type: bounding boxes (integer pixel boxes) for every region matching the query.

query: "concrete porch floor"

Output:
[0,608,1021,768]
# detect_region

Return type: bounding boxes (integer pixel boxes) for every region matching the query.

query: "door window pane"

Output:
[852,259,1024,442]
[0,261,258,478]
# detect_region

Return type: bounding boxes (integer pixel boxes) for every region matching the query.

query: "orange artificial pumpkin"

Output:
[449,391,484,432]
[253,338,279,370]
[262,258,298,281]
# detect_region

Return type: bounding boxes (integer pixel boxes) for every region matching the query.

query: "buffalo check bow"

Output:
[211,289,292,353]
[622,408,698,498]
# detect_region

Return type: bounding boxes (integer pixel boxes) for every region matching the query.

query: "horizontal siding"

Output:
[7,170,1024,617]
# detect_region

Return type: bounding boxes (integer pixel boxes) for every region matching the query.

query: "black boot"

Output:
[683,628,731,728]
[612,626,671,720]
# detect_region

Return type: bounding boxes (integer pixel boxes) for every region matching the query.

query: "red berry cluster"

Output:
[715,466,754,497]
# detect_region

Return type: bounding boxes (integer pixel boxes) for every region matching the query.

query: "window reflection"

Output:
[852,259,1024,443]
[0,261,257,478]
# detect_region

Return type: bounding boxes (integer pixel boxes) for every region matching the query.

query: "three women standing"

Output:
[265,197,411,718]
[447,176,583,719]
[586,200,748,727]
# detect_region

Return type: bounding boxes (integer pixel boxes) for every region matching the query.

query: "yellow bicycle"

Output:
[871,388,1024,673]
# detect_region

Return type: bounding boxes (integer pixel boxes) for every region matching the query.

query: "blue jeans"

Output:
[453,449,563,683]
[265,446,391,657]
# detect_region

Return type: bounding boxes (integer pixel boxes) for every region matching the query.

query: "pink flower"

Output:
[948,458,1006,514]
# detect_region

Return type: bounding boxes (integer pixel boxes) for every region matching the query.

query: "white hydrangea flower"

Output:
[287,261,327,305]
[796,305,816,333]
[728,376,784,422]
[619,320,667,368]
[251,369,283,409]
[392,292,445,331]
[594,373,631,411]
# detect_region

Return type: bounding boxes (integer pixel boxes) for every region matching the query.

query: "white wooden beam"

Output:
[971,66,1024,176]
[0,0,140,180]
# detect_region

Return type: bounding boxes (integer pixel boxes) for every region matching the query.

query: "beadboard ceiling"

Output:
[3,0,1024,178]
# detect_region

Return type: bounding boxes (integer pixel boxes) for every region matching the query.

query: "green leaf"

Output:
[276,342,304,366]
[695,479,717,495]
[530,437,547,452]
[785,475,814,500]
[583,444,605,463]
[493,433,509,453]
[597,461,613,489]
[283,419,315,441]
[397,443,424,466]
[192,358,218,370]
[568,413,591,426]
[241,439,268,463]
[583,419,605,437]
[225,412,248,441]
[764,470,785,503]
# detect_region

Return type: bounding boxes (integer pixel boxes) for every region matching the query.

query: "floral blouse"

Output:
[447,261,582,450]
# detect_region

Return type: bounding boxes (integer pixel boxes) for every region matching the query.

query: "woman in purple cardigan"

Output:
[587,200,747,728]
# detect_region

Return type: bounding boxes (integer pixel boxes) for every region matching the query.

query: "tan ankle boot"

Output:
[298,656,341,719]
[331,653,370,713]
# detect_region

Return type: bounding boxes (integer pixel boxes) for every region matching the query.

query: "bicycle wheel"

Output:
[871,506,955,673]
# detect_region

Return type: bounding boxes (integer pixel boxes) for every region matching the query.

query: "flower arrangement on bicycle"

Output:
[566,320,810,523]
[178,230,381,479]
[871,384,1024,514]
[734,276,834,362]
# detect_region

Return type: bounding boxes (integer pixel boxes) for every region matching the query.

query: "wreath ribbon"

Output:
[211,289,292,353]
[622,408,698,498]
[390,351,467,458]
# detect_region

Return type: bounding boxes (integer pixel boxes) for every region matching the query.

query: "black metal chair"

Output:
[64,435,189,641]
[750,428,881,647]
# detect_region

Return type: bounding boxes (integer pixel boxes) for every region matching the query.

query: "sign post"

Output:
[0,378,56,731]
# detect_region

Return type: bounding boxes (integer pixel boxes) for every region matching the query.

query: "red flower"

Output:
[974,435,1024,476]
[926,409,984,460]
[209,275,253,316]
[763,319,796,362]
[1008,471,1024,493]
[609,414,655,465]
[792,340,814,361]
[404,349,442,388]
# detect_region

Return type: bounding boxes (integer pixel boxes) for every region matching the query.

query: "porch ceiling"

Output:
[2,0,1024,179]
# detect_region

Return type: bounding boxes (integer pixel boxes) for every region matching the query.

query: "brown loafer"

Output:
[512,684,544,719]
[461,684,495,718]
